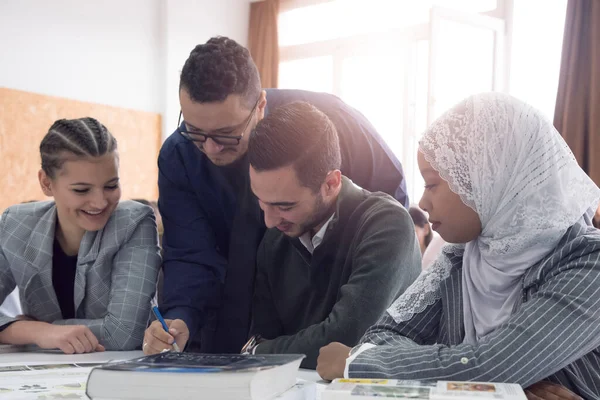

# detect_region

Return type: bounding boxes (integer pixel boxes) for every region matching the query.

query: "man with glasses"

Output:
[142,36,410,355]
[176,98,259,149]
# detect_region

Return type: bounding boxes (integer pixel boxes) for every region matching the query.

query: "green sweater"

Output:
[251,176,421,368]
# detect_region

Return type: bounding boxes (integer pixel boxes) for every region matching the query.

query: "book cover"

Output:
[324,378,526,399]
[98,352,304,374]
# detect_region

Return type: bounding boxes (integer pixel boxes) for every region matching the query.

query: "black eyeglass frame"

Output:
[177,98,260,146]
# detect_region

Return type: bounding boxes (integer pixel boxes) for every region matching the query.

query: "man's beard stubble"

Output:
[295,192,336,238]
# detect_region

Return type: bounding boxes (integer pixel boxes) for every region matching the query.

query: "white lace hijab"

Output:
[388,92,600,344]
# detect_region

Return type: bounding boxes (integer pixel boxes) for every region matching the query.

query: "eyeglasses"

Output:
[177,98,260,146]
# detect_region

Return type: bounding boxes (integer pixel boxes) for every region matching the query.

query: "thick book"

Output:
[86,352,305,400]
[88,381,317,400]
[323,378,527,399]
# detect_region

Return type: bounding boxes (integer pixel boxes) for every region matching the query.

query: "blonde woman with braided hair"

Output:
[0,117,161,353]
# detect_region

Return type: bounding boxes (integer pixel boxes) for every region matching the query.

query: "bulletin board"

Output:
[0,88,161,212]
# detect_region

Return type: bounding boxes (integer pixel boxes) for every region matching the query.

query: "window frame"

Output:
[278,0,514,203]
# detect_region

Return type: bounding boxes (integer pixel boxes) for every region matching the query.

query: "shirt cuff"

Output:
[344,343,377,378]
[162,306,200,339]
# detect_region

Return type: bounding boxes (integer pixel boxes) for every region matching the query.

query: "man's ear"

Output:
[256,90,267,121]
[322,170,342,197]
[38,169,54,197]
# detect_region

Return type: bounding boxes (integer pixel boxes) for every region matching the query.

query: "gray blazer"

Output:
[349,219,600,399]
[0,200,161,350]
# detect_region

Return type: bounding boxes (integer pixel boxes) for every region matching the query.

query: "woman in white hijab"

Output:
[316,93,600,399]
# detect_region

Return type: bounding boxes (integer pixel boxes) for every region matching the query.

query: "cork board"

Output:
[0,87,161,212]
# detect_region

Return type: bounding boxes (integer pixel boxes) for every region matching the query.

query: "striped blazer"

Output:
[0,201,161,350]
[349,219,600,399]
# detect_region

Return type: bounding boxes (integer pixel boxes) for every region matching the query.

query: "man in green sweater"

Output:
[245,101,421,369]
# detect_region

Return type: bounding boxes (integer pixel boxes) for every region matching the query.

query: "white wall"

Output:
[163,0,250,139]
[0,0,250,139]
[0,0,163,114]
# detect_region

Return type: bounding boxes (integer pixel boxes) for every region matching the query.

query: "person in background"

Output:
[132,199,163,243]
[408,206,433,254]
[132,198,166,306]
[244,102,420,368]
[143,36,410,355]
[316,93,600,400]
[149,201,162,238]
[421,234,446,270]
[409,205,446,269]
[131,199,151,206]
[0,118,161,354]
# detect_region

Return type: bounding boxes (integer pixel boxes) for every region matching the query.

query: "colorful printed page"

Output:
[0,367,92,399]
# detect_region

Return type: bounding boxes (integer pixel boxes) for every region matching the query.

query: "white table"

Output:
[298,368,326,383]
[298,369,329,400]
[0,347,327,399]
[0,347,143,366]
[0,348,143,399]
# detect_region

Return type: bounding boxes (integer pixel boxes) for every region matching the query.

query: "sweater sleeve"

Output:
[256,203,422,368]
[158,145,227,339]
[249,237,285,341]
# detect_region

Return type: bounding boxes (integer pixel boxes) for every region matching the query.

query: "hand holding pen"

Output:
[142,298,189,354]
[150,298,181,352]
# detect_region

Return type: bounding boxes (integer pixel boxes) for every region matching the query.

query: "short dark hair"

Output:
[131,198,151,206]
[249,101,341,192]
[409,206,433,247]
[179,36,261,108]
[409,206,428,227]
[40,117,117,178]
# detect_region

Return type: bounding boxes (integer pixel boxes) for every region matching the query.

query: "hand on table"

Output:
[35,324,104,354]
[316,342,351,381]
[525,381,582,400]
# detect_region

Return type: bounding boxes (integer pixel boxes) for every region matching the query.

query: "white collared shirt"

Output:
[298,213,335,254]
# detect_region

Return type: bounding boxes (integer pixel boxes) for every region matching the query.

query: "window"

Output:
[510,0,567,119]
[279,0,567,204]
[279,0,498,47]
[428,8,504,122]
[279,56,334,93]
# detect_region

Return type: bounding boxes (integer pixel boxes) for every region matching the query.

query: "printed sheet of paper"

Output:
[0,365,93,399]
[0,351,142,399]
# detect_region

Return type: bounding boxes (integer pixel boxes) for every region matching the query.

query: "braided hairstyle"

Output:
[40,117,117,179]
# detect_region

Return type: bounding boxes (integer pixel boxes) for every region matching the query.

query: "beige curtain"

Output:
[554,0,600,188]
[248,0,280,88]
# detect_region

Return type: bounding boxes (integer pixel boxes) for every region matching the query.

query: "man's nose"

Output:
[202,137,225,154]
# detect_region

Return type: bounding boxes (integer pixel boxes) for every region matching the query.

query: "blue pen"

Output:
[151,298,181,352]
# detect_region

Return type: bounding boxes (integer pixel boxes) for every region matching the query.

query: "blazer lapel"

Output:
[74,230,101,314]
[22,206,63,321]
